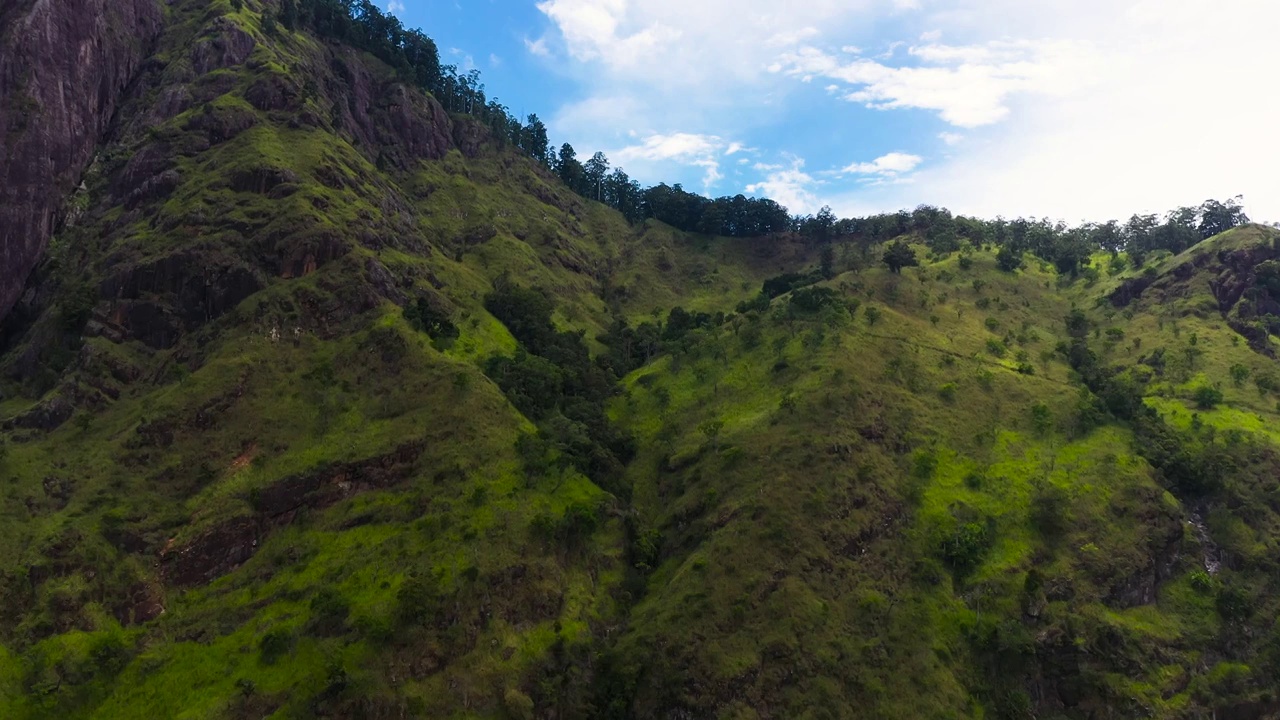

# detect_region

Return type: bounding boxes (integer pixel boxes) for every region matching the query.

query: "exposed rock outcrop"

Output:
[0,0,164,324]
[160,443,423,587]
[99,251,265,349]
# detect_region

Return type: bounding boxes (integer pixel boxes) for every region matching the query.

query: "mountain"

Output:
[2,1,1280,718]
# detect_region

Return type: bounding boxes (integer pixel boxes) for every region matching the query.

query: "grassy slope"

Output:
[1,0,1279,716]
[602,231,1280,718]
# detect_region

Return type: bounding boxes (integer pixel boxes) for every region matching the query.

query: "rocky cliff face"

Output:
[0,0,163,324]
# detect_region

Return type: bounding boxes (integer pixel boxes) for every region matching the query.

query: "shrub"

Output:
[1216,586,1253,622]
[395,573,441,626]
[996,245,1023,272]
[1189,569,1215,593]
[1031,402,1052,434]
[938,383,957,403]
[1030,482,1070,538]
[986,339,1008,358]
[864,305,882,326]
[976,369,994,391]
[912,450,939,479]
[1193,385,1223,409]
[259,628,295,665]
[309,588,351,635]
[1230,364,1250,387]
[941,521,991,577]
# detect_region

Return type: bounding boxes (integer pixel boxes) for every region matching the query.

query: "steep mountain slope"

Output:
[0,0,164,322]
[2,1,1280,719]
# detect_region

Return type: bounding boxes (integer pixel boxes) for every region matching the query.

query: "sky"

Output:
[392,0,1280,224]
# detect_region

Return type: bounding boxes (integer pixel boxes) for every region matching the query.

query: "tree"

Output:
[555,143,586,195]
[279,0,298,28]
[882,241,919,274]
[819,244,836,279]
[1230,363,1250,387]
[801,205,837,243]
[865,306,882,326]
[521,114,551,166]
[698,419,725,450]
[1199,196,1249,239]
[996,244,1023,272]
[1193,385,1223,409]
[583,152,610,201]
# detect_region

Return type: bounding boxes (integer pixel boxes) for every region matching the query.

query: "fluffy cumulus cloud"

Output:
[771,39,1095,128]
[746,156,822,215]
[613,132,742,190]
[840,152,923,176]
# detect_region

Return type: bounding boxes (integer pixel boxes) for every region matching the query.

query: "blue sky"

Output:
[390,0,1279,223]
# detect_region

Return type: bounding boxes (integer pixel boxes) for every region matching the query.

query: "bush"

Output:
[864,306,882,326]
[259,628,295,665]
[1193,385,1223,409]
[986,338,1008,357]
[996,245,1023,272]
[912,450,939,479]
[1189,569,1215,593]
[396,573,441,626]
[789,287,840,314]
[941,521,991,578]
[309,588,351,635]
[532,500,601,547]
[938,383,957,403]
[1031,402,1053,435]
[1216,586,1253,622]
[1230,364,1250,387]
[1030,482,1070,538]
[404,296,459,342]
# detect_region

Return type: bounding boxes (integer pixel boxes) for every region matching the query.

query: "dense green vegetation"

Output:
[1,0,1279,718]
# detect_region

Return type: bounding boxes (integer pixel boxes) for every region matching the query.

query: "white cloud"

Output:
[725,142,747,155]
[773,38,1095,127]
[746,156,822,214]
[535,0,683,71]
[533,0,1280,221]
[840,152,923,175]
[834,0,1280,221]
[386,0,404,13]
[767,27,820,47]
[614,133,738,191]
[489,53,502,67]
[525,36,551,57]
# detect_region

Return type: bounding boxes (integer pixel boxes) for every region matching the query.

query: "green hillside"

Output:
[2,1,1280,718]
